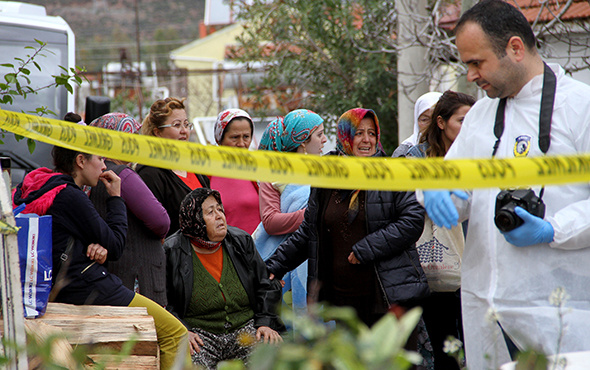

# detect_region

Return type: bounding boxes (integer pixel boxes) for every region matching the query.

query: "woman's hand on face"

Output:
[87,243,108,264]
[348,252,360,265]
[188,331,203,355]
[99,170,121,197]
[256,326,282,344]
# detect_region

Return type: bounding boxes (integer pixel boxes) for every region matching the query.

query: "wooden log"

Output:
[24,320,77,369]
[35,302,158,356]
[86,354,160,369]
[1,302,160,369]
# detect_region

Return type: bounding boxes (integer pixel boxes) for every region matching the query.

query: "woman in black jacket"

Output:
[164,188,284,369]
[136,97,210,237]
[266,108,430,326]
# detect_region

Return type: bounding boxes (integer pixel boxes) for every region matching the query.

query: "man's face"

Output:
[456,22,522,99]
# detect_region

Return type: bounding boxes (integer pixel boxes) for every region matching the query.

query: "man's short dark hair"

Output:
[455,0,537,57]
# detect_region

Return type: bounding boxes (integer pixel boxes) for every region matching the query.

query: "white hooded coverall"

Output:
[445,64,590,369]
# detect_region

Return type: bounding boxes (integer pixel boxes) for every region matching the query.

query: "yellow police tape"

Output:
[2,110,590,191]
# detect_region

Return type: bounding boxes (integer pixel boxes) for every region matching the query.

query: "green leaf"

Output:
[34,39,46,46]
[21,68,30,75]
[4,73,16,84]
[59,65,68,72]
[64,83,73,94]
[0,63,14,68]
[27,138,36,154]
[54,76,67,85]
[33,61,41,71]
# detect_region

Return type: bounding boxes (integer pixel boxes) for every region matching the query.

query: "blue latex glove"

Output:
[501,206,554,247]
[423,190,469,229]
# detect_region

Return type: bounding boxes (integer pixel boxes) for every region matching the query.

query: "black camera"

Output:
[494,189,546,232]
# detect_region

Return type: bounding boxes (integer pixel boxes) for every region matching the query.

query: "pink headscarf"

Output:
[214,109,253,144]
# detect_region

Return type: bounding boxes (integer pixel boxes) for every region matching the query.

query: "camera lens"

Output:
[495,210,520,232]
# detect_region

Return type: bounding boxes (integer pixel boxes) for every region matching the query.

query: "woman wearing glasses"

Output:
[137,97,210,237]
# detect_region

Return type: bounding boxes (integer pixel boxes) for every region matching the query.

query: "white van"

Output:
[0,1,75,184]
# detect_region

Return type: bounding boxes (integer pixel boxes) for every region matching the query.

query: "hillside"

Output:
[15,0,206,71]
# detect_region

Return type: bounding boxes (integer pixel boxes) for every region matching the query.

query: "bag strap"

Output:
[48,236,75,301]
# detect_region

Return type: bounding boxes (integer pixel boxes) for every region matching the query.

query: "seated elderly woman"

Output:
[164,188,284,369]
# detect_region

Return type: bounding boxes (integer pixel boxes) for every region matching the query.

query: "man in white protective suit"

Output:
[420,0,590,368]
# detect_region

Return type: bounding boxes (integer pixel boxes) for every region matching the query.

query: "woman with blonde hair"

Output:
[137,97,210,237]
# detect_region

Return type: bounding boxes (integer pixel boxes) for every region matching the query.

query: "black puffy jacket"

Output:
[266,153,430,306]
[164,226,285,332]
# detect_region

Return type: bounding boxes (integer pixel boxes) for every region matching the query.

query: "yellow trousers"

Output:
[129,293,191,369]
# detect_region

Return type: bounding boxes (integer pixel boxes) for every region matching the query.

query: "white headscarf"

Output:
[401,91,443,146]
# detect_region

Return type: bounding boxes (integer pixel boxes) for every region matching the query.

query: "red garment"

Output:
[210,176,260,234]
[178,172,204,190]
[12,167,67,215]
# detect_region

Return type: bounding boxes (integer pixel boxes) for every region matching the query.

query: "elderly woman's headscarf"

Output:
[401,92,442,147]
[336,108,381,156]
[258,109,324,152]
[214,109,253,145]
[90,112,142,133]
[179,188,225,249]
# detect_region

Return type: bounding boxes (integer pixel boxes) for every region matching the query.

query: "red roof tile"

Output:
[441,0,590,29]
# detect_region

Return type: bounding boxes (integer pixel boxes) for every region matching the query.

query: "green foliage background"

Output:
[235,0,399,154]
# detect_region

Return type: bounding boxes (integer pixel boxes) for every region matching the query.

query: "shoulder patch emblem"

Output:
[514,135,532,157]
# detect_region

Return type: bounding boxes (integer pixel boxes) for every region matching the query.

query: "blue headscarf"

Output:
[258,109,323,152]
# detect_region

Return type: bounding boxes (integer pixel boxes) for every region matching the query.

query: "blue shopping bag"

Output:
[14,205,53,318]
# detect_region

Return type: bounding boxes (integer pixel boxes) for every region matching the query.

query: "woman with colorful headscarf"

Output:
[89,113,170,306]
[164,188,284,369]
[209,109,260,234]
[266,108,429,327]
[253,109,327,312]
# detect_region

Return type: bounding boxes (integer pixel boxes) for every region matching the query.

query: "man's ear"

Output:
[506,36,526,62]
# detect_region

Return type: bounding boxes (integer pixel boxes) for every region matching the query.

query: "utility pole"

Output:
[396,0,429,145]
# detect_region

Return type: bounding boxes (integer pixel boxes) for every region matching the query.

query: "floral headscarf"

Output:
[336,108,381,156]
[90,113,142,133]
[258,109,324,152]
[214,109,253,145]
[179,188,225,247]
